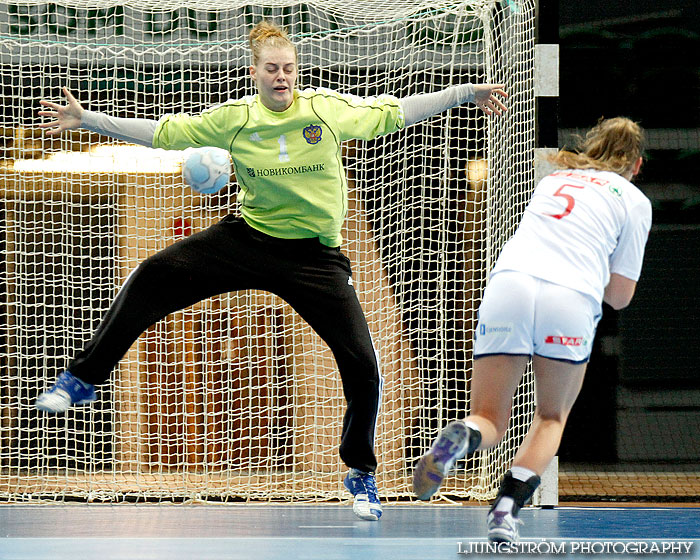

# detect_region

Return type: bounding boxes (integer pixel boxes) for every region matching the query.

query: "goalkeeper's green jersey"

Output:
[152,88,405,247]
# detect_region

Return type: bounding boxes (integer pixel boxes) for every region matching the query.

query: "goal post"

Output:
[0,0,536,502]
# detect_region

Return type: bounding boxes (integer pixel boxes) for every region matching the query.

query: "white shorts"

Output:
[474,270,603,363]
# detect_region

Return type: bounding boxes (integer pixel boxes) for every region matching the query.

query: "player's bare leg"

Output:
[413,355,527,500]
[488,356,587,543]
[468,354,530,447]
[512,356,587,473]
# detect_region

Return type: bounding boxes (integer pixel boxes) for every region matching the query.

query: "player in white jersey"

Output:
[413,117,652,542]
[35,20,508,521]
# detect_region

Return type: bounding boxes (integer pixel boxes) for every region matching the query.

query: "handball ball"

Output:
[182,147,231,194]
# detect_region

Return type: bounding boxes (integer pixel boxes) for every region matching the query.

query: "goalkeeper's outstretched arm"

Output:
[38,86,157,146]
[39,83,507,143]
[400,83,508,126]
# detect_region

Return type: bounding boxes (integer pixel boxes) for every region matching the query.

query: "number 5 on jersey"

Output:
[546,183,584,220]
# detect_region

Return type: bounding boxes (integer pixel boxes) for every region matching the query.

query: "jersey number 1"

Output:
[278,135,290,162]
[546,184,584,220]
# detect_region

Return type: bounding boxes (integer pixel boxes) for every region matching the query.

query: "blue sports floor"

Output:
[1,503,699,560]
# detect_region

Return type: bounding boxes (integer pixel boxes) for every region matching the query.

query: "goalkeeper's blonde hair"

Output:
[552,117,645,178]
[249,20,297,66]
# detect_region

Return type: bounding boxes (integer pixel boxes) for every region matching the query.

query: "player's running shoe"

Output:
[344,469,382,521]
[35,370,96,414]
[413,420,471,500]
[487,509,523,543]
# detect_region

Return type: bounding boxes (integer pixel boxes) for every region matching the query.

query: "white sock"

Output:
[494,496,515,513]
[464,420,481,433]
[510,466,537,482]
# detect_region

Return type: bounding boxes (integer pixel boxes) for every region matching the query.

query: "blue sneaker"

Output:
[343,469,382,521]
[413,420,471,500]
[35,371,96,414]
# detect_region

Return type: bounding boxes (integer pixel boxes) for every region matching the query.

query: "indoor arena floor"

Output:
[1,503,699,559]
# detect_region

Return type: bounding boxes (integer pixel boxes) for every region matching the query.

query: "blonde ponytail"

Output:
[551,117,645,177]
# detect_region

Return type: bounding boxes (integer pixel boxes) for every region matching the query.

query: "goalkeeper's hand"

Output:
[473,84,508,116]
[38,87,84,135]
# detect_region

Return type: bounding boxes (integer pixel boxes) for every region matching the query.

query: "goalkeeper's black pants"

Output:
[69,215,382,474]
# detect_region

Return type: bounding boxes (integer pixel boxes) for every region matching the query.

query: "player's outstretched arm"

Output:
[38,86,157,146]
[400,83,508,127]
[38,86,84,135]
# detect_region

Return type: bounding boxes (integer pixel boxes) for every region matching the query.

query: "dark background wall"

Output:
[555,1,700,466]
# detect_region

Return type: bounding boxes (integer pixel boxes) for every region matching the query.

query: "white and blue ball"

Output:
[182,147,231,194]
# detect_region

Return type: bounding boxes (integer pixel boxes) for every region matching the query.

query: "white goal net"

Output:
[0,0,535,502]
